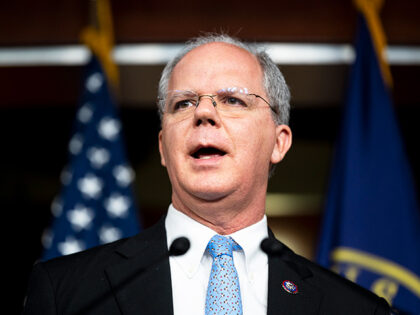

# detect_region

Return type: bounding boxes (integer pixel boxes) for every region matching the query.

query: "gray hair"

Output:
[157,34,291,126]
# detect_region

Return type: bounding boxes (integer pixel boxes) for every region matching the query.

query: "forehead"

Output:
[168,42,265,93]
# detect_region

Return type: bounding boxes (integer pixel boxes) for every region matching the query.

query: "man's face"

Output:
[159,42,291,213]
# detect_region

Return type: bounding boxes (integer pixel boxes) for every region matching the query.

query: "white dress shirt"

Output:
[165,204,269,315]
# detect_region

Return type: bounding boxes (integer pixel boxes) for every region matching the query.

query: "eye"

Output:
[220,95,248,107]
[173,99,196,111]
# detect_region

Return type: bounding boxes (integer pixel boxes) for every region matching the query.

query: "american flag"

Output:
[41,56,141,261]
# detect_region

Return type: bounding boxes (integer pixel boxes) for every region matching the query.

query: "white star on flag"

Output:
[51,196,63,217]
[41,229,53,249]
[58,236,85,256]
[99,225,123,244]
[113,165,135,187]
[98,117,120,141]
[77,103,94,123]
[68,133,84,155]
[86,72,103,93]
[87,147,110,169]
[104,193,131,218]
[67,204,95,231]
[60,166,72,186]
[78,173,103,199]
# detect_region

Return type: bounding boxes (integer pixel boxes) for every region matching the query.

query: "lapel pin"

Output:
[282,280,298,294]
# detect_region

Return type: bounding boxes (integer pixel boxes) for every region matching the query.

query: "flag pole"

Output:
[353,0,392,87]
[80,0,119,90]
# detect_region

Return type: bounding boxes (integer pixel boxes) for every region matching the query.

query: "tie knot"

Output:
[206,235,241,258]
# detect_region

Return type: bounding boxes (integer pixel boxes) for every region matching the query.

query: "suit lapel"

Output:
[267,233,323,315]
[105,218,173,315]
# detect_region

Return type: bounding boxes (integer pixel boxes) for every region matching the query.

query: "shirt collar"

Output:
[165,204,268,278]
[165,204,216,278]
[229,214,269,274]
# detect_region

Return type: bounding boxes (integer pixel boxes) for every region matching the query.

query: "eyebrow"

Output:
[217,87,249,94]
[170,87,252,95]
[169,90,198,96]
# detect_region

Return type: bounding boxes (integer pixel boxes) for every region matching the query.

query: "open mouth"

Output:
[191,146,227,160]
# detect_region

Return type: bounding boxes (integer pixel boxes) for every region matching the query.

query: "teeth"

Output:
[199,155,213,160]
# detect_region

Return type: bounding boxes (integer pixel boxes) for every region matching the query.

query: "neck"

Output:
[171,193,266,235]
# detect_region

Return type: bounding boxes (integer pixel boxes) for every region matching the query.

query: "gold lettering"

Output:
[371,278,399,305]
[344,265,360,282]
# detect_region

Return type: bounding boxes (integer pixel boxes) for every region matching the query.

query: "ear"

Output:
[158,130,167,167]
[271,124,292,164]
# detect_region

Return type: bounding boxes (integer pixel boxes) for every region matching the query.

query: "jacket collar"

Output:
[267,229,323,315]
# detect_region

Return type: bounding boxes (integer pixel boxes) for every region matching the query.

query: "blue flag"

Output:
[316,15,420,314]
[41,56,141,261]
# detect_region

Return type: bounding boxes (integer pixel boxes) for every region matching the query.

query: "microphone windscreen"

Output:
[260,237,283,256]
[169,237,190,256]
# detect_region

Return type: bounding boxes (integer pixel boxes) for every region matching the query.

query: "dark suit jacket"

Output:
[23,217,390,314]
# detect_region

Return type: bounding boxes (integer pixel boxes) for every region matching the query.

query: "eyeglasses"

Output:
[163,87,276,121]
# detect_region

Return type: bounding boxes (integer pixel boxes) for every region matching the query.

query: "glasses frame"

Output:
[163,89,278,116]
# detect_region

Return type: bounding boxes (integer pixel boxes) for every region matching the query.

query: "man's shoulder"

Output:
[287,248,390,312]
[38,216,166,279]
[23,218,169,314]
[40,236,126,275]
[294,253,373,295]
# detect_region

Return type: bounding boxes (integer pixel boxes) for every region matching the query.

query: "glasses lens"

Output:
[166,91,198,114]
[214,88,255,112]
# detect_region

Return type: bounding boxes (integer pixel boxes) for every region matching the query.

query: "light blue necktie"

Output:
[205,235,243,315]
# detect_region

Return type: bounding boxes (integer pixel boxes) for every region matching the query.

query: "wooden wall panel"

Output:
[0,0,419,45]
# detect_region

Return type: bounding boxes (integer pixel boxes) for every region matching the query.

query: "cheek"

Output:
[160,129,174,165]
[231,118,276,165]
[161,128,185,168]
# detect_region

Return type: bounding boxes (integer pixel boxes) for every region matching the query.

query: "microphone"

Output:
[169,237,190,256]
[260,237,284,257]
[260,237,312,278]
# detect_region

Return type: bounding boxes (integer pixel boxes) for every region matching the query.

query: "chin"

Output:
[185,179,237,202]
[192,190,229,202]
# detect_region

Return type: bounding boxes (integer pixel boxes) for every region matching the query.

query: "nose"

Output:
[193,96,221,127]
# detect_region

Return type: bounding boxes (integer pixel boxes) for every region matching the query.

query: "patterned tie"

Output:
[205,235,243,315]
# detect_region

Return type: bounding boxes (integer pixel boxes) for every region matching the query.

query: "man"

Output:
[23,34,391,314]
